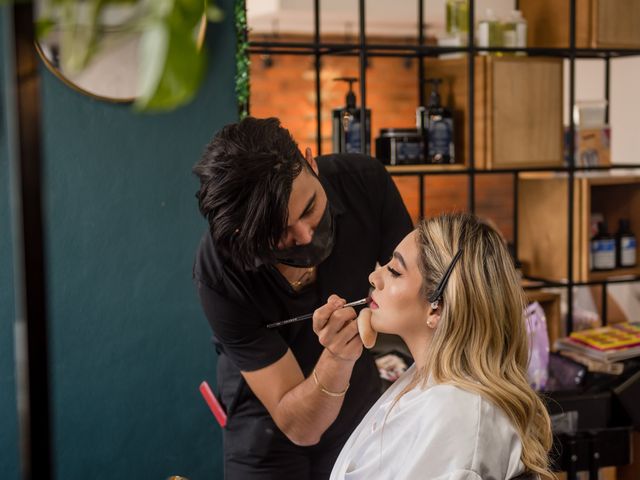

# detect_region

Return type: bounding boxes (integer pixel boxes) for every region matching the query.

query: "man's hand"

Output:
[241,294,364,445]
[313,294,363,362]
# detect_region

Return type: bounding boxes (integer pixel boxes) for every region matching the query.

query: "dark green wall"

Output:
[0,7,19,480]
[1,1,236,477]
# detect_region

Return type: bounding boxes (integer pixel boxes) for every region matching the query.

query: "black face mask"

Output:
[273,204,335,268]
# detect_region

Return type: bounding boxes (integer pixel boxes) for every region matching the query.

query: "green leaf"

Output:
[35,17,56,39]
[134,19,206,111]
[206,3,224,23]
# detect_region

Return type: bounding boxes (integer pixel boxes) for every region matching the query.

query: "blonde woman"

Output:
[319,213,553,479]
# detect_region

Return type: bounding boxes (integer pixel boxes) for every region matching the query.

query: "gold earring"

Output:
[369,281,375,288]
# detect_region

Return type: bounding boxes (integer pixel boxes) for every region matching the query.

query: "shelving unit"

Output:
[247,5,640,478]
[247,0,640,333]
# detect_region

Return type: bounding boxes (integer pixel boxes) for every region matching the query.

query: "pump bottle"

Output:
[332,77,371,154]
[423,78,455,164]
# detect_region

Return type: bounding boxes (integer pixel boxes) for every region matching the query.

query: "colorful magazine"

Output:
[569,322,640,351]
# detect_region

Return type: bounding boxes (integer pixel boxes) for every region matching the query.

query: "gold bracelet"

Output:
[312,368,349,397]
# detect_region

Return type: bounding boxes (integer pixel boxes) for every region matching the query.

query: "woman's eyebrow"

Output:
[392,251,407,270]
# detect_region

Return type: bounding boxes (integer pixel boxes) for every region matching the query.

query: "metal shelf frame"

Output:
[247,0,640,330]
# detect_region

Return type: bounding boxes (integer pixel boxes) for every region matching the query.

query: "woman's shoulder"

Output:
[418,382,481,420]
[422,382,517,430]
[415,382,524,473]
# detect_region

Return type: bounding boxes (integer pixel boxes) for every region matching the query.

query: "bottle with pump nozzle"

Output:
[616,219,636,268]
[332,77,371,154]
[423,78,455,164]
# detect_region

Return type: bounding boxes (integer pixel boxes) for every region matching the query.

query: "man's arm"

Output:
[242,295,362,446]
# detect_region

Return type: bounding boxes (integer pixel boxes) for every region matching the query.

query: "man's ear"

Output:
[305,147,319,176]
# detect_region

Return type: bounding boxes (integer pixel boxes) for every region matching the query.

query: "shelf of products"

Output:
[246,2,640,477]
[247,0,640,330]
[519,174,640,283]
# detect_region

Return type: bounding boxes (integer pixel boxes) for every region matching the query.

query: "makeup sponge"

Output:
[357,308,377,349]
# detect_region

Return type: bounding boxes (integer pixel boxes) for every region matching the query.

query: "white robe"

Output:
[331,365,526,479]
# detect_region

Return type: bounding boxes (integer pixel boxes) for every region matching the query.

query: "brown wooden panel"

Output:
[521,0,640,48]
[595,0,640,48]
[526,290,563,346]
[490,57,563,168]
[520,0,591,48]
[518,176,570,280]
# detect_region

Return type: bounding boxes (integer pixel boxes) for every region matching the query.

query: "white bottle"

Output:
[476,8,498,55]
[511,10,527,54]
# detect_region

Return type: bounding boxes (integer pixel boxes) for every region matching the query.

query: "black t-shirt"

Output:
[193,153,413,451]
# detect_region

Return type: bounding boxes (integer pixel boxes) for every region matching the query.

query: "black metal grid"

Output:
[248,0,640,330]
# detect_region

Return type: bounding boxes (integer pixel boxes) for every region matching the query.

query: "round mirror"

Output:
[35,2,207,103]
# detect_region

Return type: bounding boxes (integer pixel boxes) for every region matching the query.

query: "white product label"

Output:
[621,237,637,267]
[591,239,615,270]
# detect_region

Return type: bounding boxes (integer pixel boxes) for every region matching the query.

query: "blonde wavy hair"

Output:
[404,212,554,479]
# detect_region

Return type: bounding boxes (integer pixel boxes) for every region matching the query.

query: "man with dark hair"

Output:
[193,117,412,479]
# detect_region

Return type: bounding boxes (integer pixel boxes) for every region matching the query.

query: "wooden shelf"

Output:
[385,164,466,174]
[519,174,640,282]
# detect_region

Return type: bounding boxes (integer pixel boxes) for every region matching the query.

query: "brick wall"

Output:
[250,36,514,242]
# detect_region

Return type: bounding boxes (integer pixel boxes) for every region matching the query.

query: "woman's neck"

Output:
[402,330,432,370]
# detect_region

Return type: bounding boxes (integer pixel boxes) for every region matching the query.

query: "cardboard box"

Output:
[564,126,611,167]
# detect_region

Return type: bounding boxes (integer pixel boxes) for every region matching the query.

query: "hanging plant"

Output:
[234,0,249,119]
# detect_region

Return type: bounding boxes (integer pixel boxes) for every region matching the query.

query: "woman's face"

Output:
[368,231,431,337]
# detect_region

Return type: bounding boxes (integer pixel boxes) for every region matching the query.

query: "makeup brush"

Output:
[266,298,368,329]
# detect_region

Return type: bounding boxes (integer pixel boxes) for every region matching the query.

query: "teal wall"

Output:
[1,1,236,478]
[0,7,19,480]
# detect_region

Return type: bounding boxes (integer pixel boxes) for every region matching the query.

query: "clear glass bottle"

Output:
[476,9,502,55]
[446,0,469,44]
[502,10,527,55]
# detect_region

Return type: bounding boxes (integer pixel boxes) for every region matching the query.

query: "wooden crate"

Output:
[520,0,640,49]
[423,56,563,169]
[518,174,640,282]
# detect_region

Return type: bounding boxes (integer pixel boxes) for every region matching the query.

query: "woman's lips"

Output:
[368,295,379,310]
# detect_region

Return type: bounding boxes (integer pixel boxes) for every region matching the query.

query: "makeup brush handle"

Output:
[266,298,367,329]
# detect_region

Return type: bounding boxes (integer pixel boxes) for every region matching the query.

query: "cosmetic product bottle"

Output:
[375,128,424,165]
[616,219,637,268]
[591,221,616,271]
[476,8,502,55]
[512,10,528,50]
[502,10,527,55]
[446,0,469,44]
[424,78,455,164]
[332,77,371,155]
